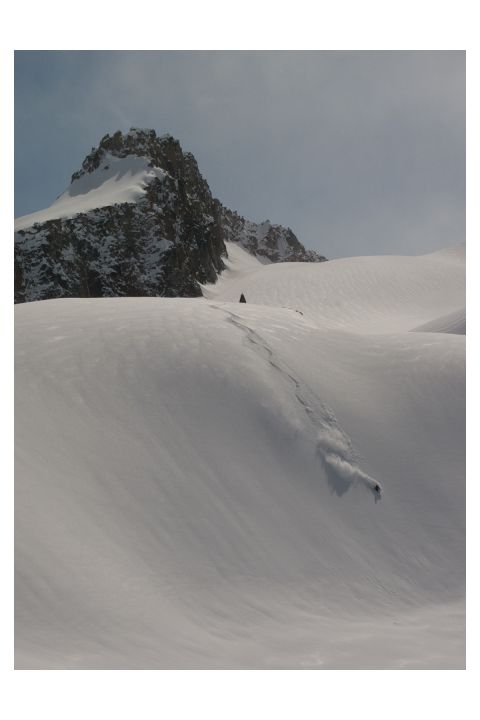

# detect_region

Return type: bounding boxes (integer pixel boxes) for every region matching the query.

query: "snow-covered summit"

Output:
[15,129,325,303]
[15,153,168,231]
[69,128,182,183]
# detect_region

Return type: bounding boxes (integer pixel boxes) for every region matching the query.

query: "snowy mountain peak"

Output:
[70,128,181,182]
[15,129,326,303]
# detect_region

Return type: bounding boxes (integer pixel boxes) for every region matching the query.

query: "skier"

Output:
[373,483,381,504]
[239,293,247,303]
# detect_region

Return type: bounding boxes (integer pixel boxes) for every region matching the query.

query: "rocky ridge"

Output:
[15,128,326,303]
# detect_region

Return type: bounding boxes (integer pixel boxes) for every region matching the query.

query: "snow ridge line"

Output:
[210,304,382,501]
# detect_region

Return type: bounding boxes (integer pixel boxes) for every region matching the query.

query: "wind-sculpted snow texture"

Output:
[14,128,325,303]
[15,243,465,669]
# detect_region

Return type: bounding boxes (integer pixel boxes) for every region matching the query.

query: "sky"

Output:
[15,50,465,259]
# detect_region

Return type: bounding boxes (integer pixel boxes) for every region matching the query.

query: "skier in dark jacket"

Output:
[239,293,246,303]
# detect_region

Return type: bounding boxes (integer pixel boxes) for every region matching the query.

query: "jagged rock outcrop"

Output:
[15,128,326,303]
[220,207,323,264]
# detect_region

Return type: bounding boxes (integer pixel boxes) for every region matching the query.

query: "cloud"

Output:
[15,51,465,258]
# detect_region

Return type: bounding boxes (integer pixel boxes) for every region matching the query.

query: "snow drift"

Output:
[411,306,466,335]
[15,244,465,669]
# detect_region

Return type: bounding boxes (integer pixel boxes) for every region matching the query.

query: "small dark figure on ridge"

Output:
[239,293,247,303]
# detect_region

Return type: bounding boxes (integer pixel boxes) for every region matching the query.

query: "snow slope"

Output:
[411,306,466,335]
[14,154,167,231]
[205,242,465,334]
[15,244,465,669]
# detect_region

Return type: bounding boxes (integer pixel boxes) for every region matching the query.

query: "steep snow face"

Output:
[15,246,465,669]
[15,154,168,231]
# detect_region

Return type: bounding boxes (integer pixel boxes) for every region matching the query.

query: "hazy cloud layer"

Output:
[15,51,465,257]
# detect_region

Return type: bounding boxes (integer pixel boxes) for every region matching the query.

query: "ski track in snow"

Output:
[15,242,465,669]
[211,303,382,501]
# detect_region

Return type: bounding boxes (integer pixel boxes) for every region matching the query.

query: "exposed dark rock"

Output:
[220,206,326,264]
[15,128,327,303]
